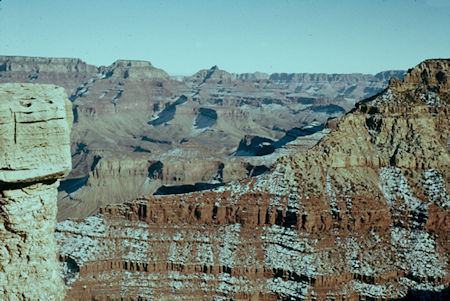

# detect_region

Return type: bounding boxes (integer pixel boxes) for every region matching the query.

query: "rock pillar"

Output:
[0,83,72,300]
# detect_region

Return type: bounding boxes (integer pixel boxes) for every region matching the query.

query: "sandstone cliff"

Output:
[57,59,449,300]
[0,83,73,300]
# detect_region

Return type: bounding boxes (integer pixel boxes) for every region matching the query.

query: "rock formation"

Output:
[57,60,448,300]
[98,60,169,81]
[190,65,235,85]
[0,83,72,300]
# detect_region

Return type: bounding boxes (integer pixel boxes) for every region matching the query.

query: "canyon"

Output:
[55,59,449,300]
[0,56,405,219]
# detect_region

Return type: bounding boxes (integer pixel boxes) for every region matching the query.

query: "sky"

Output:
[0,0,449,75]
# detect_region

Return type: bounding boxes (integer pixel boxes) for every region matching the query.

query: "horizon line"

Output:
[0,53,423,76]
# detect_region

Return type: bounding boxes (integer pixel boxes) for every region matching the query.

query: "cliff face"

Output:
[56,59,449,300]
[0,56,96,74]
[0,56,98,95]
[0,83,73,300]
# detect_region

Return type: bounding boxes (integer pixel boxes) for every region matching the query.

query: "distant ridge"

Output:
[0,55,405,78]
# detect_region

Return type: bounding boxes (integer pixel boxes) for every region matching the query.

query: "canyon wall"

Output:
[0,84,72,300]
[57,142,251,220]
[57,60,449,300]
[0,56,406,219]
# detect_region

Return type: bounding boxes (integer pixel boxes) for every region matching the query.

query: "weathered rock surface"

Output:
[57,60,449,300]
[0,83,72,300]
[0,83,72,182]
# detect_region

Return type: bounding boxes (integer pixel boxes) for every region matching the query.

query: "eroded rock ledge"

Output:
[0,83,72,300]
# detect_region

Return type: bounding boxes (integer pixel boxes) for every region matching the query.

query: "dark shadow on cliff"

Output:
[194,107,218,129]
[154,182,225,195]
[234,123,324,157]
[148,95,187,126]
[58,176,88,194]
[393,287,450,301]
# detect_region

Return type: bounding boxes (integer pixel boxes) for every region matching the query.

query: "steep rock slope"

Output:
[57,59,449,300]
[0,84,72,300]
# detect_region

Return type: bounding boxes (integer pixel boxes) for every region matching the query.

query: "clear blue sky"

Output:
[0,0,449,74]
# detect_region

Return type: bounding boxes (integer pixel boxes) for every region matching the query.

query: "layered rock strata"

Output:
[56,59,449,300]
[0,84,72,300]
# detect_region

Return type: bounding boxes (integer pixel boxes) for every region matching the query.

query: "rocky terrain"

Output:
[0,83,72,300]
[56,59,449,300]
[0,56,405,219]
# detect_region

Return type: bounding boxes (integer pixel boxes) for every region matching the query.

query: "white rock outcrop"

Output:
[0,83,72,300]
